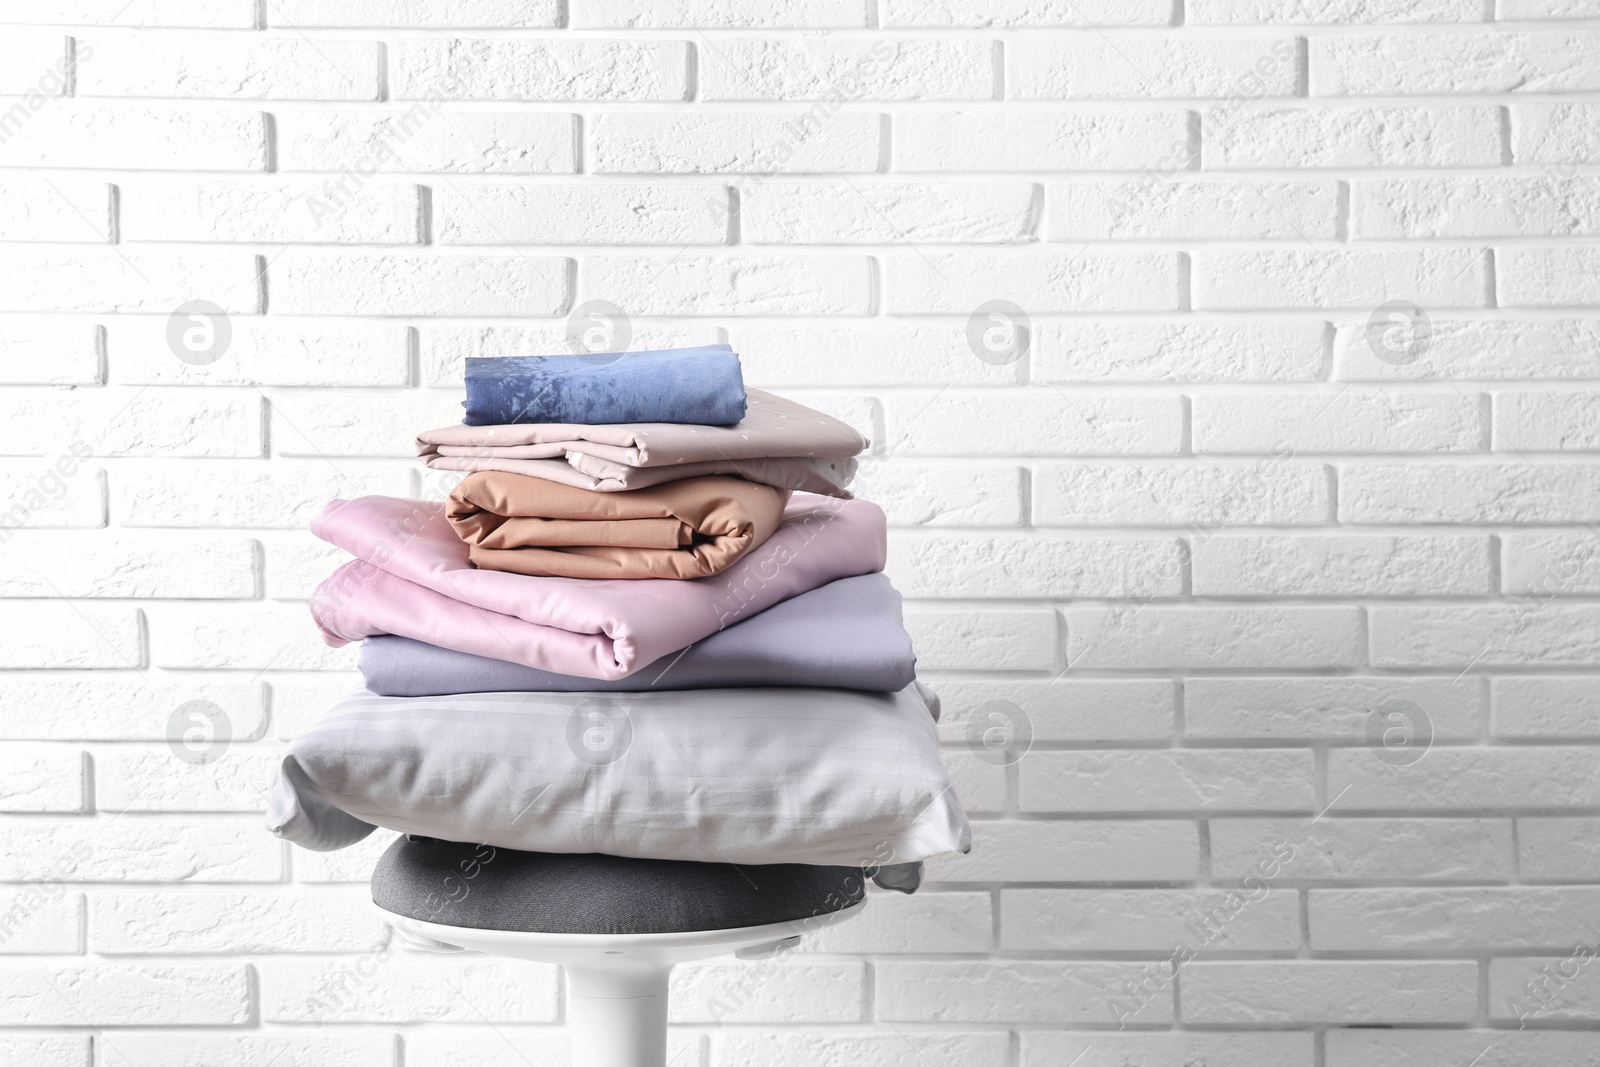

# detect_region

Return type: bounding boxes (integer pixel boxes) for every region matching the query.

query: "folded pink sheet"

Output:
[309,494,886,681]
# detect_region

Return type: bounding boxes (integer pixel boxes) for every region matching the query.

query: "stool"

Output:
[371,836,868,1067]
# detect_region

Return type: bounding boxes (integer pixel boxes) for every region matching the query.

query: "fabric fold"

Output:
[446,472,789,580]
[464,344,747,427]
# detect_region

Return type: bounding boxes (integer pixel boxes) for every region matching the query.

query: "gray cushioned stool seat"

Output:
[372,836,868,935]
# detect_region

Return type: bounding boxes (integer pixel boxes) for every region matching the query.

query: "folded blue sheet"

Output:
[463,344,747,426]
[357,573,916,696]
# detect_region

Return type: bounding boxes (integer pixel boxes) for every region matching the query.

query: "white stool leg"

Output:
[565,961,671,1067]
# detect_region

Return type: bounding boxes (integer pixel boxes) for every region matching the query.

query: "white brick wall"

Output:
[1,4,1598,1065]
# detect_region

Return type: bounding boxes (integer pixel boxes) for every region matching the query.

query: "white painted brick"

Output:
[887,252,1182,313]
[0,745,82,812]
[0,107,267,170]
[1501,247,1600,307]
[1024,1033,1313,1067]
[1195,249,1488,310]
[879,0,1171,25]
[420,324,721,386]
[109,318,410,387]
[1326,1031,1600,1067]
[701,38,992,100]
[582,255,871,315]
[715,1033,1005,1067]
[407,1030,699,1067]
[886,392,1182,456]
[0,1037,84,1067]
[1514,103,1600,163]
[1341,461,1600,522]
[1503,0,1600,12]
[1496,390,1600,451]
[1012,36,1298,98]
[1185,677,1483,742]
[80,36,381,100]
[90,888,384,953]
[262,958,557,1023]
[1355,177,1600,238]
[0,676,264,741]
[97,1033,393,1067]
[1035,461,1332,525]
[888,533,1182,598]
[933,678,1176,743]
[799,891,992,953]
[590,111,881,174]
[1332,318,1600,381]
[0,603,141,669]
[1205,106,1501,168]
[1519,817,1600,880]
[270,394,462,458]
[8,1,254,26]
[1194,389,1481,453]
[272,254,568,317]
[278,109,578,174]
[0,534,255,597]
[574,0,864,26]
[1493,676,1600,737]
[0,815,281,881]
[1210,818,1514,881]
[112,464,409,528]
[925,820,1199,882]
[438,183,727,245]
[1066,605,1363,669]
[0,889,83,953]
[1183,961,1477,1024]
[122,179,420,245]
[1051,178,1337,240]
[0,176,110,242]
[670,960,863,1022]
[1039,320,1327,382]
[733,323,1020,385]
[0,389,262,458]
[1312,887,1600,951]
[290,831,391,884]
[1331,745,1600,808]
[0,964,249,1025]
[897,110,1190,171]
[0,33,69,95]
[392,39,688,102]
[0,462,104,530]
[1190,0,1472,19]
[1491,957,1600,1022]
[95,744,281,812]
[903,607,1059,670]
[1002,888,1301,951]
[148,603,355,670]
[1371,604,1600,667]
[271,0,559,26]
[265,534,347,599]
[0,250,260,313]
[0,319,100,385]
[852,461,1026,526]
[1193,534,1490,596]
[1024,750,1316,813]
[878,960,1174,1024]
[741,181,1034,243]
[1315,32,1600,95]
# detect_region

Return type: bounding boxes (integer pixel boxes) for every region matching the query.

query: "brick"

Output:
[1011,36,1298,98]
[109,318,410,387]
[889,533,1182,598]
[732,323,1021,385]
[573,0,865,25]
[278,109,578,174]
[1194,390,1481,453]
[392,39,688,101]
[898,110,1191,171]
[1183,961,1477,1024]
[903,607,1058,670]
[0,676,264,741]
[272,254,568,316]
[0,461,104,530]
[853,461,1025,526]
[1341,462,1600,522]
[924,821,1199,882]
[1491,957,1600,1022]
[670,960,863,1022]
[1326,1031,1600,1067]
[0,389,262,458]
[887,252,1182,313]
[121,179,419,244]
[0,533,255,597]
[0,745,82,812]
[1312,887,1600,951]
[1024,1033,1313,1067]
[1210,818,1514,881]
[270,0,559,25]
[1493,677,1600,737]
[947,749,1011,814]
[0,889,83,953]
[1051,178,1337,240]
[0,250,260,313]
[0,1037,84,1067]
[0,176,110,242]
[95,745,281,812]
[1190,0,1473,19]
[408,1031,702,1067]
[701,38,992,100]
[1355,176,1600,238]
[1023,750,1316,813]
[0,964,249,1025]
[0,319,100,384]
[591,111,881,174]
[0,32,69,95]
[1066,605,1362,669]
[1519,818,1600,880]
[79,36,382,100]
[90,888,384,953]
[275,677,368,739]
[1503,0,1600,12]
[0,107,267,170]
[715,1033,1005,1067]
[1194,249,1488,310]
[0,603,141,669]
[1206,106,1500,168]
[741,180,1034,243]
[0,816,281,881]
[1496,390,1600,450]
[1370,604,1600,666]
[149,603,355,670]
[886,392,1181,456]
[1185,677,1483,742]
[582,255,871,315]
[1330,745,1600,809]
[262,959,557,1023]
[438,183,726,245]
[1332,318,1600,380]
[8,1,255,26]
[878,961,1173,1024]
[1039,320,1327,382]
[800,891,992,953]
[420,324,721,386]
[1515,103,1600,164]
[1315,31,1600,95]
[879,0,1171,25]
[1192,534,1491,596]
[933,678,1175,743]
[1002,888,1301,951]
[264,534,346,599]
[1036,461,1332,525]
[112,464,408,528]
[270,394,461,458]
[1501,247,1600,307]
[95,1033,393,1067]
